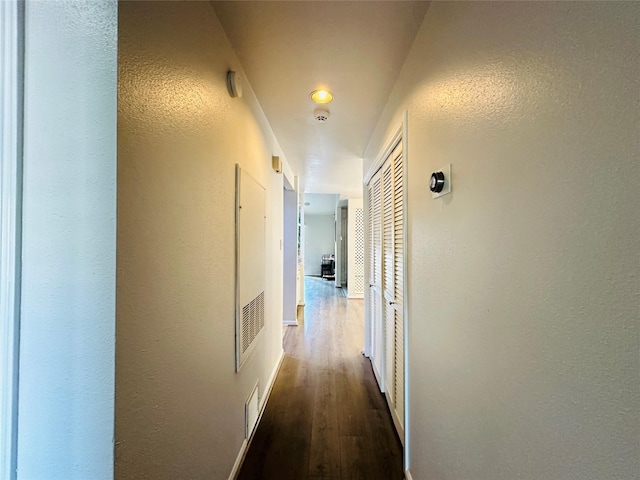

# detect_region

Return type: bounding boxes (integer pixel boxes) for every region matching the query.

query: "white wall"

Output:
[17,1,117,478]
[304,214,335,276]
[283,188,298,325]
[117,2,286,478]
[365,2,639,479]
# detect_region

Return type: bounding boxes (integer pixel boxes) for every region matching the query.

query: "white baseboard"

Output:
[228,349,285,480]
[371,359,384,393]
[384,390,405,446]
[228,439,248,480]
[283,319,298,326]
[405,469,413,480]
[262,349,285,412]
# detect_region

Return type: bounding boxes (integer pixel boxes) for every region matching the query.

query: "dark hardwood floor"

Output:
[237,276,404,480]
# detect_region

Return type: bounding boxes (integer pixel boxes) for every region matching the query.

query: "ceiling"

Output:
[303,193,339,216]
[212,1,430,197]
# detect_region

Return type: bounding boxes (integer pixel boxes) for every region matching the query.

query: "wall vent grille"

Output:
[241,291,265,353]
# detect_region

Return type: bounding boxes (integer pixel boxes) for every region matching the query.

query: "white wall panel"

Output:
[18,1,117,478]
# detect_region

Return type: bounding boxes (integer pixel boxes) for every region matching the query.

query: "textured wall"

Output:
[365,2,639,479]
[117,2,285,478]
[283,188,298,324]
[18,1,117,478]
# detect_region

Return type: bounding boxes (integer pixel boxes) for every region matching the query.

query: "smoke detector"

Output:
[314,108,330,123]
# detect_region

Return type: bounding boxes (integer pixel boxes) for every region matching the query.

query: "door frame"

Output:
[363,111,409,471]
[364,173,382,378]
[283,180,299,327]
[0,1,23,478]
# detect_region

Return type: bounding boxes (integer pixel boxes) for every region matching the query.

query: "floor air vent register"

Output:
[245,382,260,440]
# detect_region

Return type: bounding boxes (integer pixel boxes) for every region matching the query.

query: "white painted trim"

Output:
[386,391,405,447]
[362,185,371,358]
[283,319,299,327]
[228,349,285,480]
[364,112,411,467]
[362,113,406,389]
[0,2,22,479]
[371,358,384,394]
[260,349,284,412]
[401,110,410,473]
[227,439,248,480]
[405,468,414,480]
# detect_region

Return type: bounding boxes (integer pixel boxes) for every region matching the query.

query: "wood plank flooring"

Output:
[237,276,403,480]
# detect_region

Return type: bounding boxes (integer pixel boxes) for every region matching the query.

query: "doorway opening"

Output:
[283,181,298,327]
[302,193,338,283]
[301,193,364,301]
[1,1,23,477]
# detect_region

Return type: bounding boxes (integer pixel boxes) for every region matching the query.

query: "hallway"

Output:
[238,277,403,479]
[5,2,638,479]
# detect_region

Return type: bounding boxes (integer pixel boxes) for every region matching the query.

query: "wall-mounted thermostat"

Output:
[430,172,445,192]
[430,164,452,199]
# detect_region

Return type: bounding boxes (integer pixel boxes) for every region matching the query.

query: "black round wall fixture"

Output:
[430,171,445,193]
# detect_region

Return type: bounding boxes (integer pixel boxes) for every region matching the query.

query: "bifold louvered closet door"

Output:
[367,140,405,438]
[368,174,383,382]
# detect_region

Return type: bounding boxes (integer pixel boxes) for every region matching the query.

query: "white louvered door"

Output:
[382,159,395,404]
[366,139,405,438]
[368,173,383,383]
[392,148,404,427]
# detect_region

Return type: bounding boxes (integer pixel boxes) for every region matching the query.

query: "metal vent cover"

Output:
[245,382,260,439]
[241,291,265,353]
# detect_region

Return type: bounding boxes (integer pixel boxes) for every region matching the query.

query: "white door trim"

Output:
[363,112,410,470]
[0,1,23,478]
[400,112,410,473]
[364,112,406,359]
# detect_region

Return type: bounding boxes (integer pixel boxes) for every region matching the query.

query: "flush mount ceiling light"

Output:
[310,89,333,104]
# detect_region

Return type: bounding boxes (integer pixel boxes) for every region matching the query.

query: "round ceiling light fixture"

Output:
[310,89,333,104]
